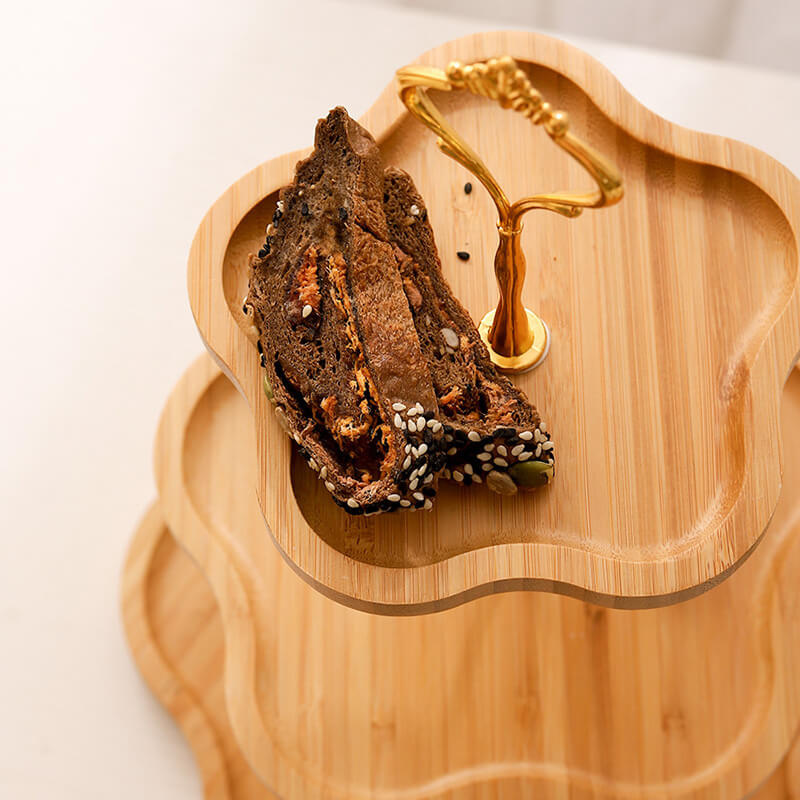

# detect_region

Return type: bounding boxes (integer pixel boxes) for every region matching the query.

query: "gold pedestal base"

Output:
[478,308,550,373]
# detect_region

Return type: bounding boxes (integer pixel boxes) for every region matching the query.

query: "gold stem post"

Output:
[396,56,623,372]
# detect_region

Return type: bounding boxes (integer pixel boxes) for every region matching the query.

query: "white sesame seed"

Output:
[426,418,437,429]
[409,479,419,491]
[320,466,327,479]
[325,481,335,492]
[407,406,419,416]
[424,473,433,484]
[539,421,547,433]
[406,419,415,433]
[453,471,463,482]
[302,304,312,318]
[472,475,482,483]
[441,327,459,349]
[293,433,302,444]
[497,445,507,457]
[308,458,318,471]
[445,434,454,442]
[410,469,419,481]
[405,444,412,454]
[424,499,433,510]
[447,447,457,456]
[388,494,401,502]
[410,203,420,216]
[468,431,480,442]
[535,445,542,457]
[394,413,403,428]
[482,463,493,471]
[542,441,554,451]
[418,443,428,456]
[477,452,492,461]
[519,431,533,441]
[432,421,443,433]
[464,463,474,475]
[392,402,406,412]
[518,451,532,461]
[483,443,495,452]
[415,403,424,414]
[419,462,427,475]
[494,457,509,467]
[534,429,544,443]
[412,447,419,458]
[400,499,411,507]
[347,498,359,508]
[413,492,424,502]
[277,200,285,212]
[403,456,412,470]
[511,444,525,456]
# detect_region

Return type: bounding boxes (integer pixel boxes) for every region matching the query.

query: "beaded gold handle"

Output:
[396,56,623,372]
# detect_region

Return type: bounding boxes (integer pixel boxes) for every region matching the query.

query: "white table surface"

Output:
[1,1,799,797]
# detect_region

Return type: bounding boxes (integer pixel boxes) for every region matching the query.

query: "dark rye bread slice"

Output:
[245,108,444,514]
[383,166,554,494]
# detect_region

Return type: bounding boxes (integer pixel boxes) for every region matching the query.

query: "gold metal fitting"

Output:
[396,56,624,372]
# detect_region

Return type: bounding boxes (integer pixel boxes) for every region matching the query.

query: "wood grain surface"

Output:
[187,31,800,611]
[121,499,800,800]
[149,354,800,799]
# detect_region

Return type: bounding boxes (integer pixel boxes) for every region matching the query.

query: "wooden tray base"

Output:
[138,355,800,799]
[121,503,800,800]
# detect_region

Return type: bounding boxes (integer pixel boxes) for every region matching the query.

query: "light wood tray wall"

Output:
[121,500,800,800]
[188,31,800,611]
[149,355,800,799]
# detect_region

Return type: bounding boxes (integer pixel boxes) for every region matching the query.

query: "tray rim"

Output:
[120,503,235,800]
[186,29,800,612]
[149,352,800,799]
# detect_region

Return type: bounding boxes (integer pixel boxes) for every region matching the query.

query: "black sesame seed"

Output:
[464,182,473,194]
[260,354,267,368]
[242,303,248,314]
[420,208,428,222]
[364,502,381,514]
[301,202,309,217]
[338,207,348,221]
[257,248,267,258]
[456,251,470,261]
[272,208,282,225]
[379,500,393,512]
[256,340,263,355]
[264,238,271,255]
[422,486,436,498]
[430,452,447,471]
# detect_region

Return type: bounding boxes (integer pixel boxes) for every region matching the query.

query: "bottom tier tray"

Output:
[125,355,800,799]
[121,503,800,800]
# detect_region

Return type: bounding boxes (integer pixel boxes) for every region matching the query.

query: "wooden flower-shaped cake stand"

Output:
[120,29,800,799]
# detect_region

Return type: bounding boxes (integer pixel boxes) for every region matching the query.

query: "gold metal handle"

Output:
[396,56,623,372]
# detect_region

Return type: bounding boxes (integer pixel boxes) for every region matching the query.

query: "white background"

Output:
[369,0,800,73]
[2,1,799,797]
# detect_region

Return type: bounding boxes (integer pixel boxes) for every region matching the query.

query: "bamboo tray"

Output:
[187,31,800,611]
[145,354,800,799]
[121,502,800,800]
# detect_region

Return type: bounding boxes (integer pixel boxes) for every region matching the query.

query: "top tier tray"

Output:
[187,30,800,613]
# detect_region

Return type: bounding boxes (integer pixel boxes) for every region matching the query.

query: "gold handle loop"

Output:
[396,56,624,371]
